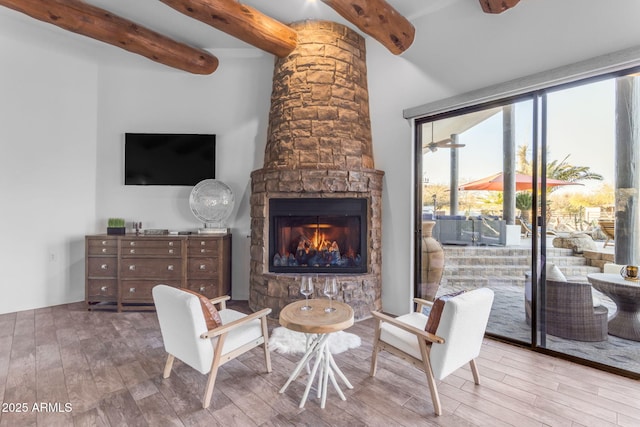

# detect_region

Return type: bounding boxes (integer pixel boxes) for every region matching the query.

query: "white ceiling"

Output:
[0,0,451,65]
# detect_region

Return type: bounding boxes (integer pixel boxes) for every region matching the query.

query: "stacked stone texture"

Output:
[250,21,383,320]
[264,20,374,171]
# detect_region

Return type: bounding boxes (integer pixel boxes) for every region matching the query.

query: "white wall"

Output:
[95,52,273,300]
[0,35,98,314]
[4,0,640,315]
[367,0,640,315]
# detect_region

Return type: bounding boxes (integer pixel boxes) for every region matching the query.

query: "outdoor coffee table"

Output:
[587,272,640,341]
[278,299,354,408]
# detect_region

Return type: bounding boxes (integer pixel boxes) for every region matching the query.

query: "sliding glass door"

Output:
[415,97,537,346]
[414,70,640,376]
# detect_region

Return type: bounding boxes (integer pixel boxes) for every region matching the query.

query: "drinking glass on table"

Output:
[323,277,338,313]
[300,276,313,311]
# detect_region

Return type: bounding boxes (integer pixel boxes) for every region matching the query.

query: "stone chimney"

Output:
[249,21,384,319]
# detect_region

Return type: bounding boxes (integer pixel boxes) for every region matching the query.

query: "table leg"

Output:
[279,334,323,394]
[280,332,354,408]
[300,336,328,408]
[305,334,312,374]
[328,369,346,401]
[320,341,331,408]
[608,308,640,341]
[328,352,353,389]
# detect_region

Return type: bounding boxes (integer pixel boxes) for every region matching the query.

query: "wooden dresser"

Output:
[85,233,231,311]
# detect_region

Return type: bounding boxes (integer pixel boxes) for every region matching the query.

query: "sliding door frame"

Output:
[409,47,640,378]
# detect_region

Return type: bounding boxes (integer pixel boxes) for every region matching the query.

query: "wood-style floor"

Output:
[1,301,639,426]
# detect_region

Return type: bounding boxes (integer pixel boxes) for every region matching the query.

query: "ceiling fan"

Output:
[425,125,465,153]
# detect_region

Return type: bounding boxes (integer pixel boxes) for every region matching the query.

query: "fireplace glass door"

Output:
[269,198,367,274]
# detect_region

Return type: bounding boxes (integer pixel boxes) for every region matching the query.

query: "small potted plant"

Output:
[107,218,126,235]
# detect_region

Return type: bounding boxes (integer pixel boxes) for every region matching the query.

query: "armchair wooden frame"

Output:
[370,298,482,416]
[154,288,272,409]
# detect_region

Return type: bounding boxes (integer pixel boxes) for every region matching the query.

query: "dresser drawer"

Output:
[186,281,220,299]
[188,238,220,256]
[121,246,181,257]
[87,279,117,298]
[87,257,118,277]
[187,258,219,278]
[120,259,183,278]
[87,238,118,255]
[121,239,183,256]
[121,281,180,303]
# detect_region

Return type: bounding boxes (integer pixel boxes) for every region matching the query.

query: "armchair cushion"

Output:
[379,312,428,360]
[218,309,264,354]
[182,288,222,329]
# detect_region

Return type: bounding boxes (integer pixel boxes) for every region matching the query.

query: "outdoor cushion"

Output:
[546,263,567,282]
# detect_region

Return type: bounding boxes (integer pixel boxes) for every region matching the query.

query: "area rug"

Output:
[269,327,361,355]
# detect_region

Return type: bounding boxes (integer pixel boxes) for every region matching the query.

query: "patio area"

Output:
[436,243,640,375]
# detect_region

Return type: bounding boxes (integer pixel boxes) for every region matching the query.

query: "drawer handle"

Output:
[129,287,136,293]
[129,242,136,246]
[129,265,136,271]
[200,241,206,246]
[129,249,136,254]
[199,264,206,270]
[169,241,174,247]
[101,248,107,253]
[101,240,107,245]
[168,249,174,254]
[167,265,174,271]
[199,286,206,292]
[200,248,206,253]
[100,264,108,270]
[100,286,108,292]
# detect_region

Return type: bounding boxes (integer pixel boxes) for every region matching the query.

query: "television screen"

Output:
[125,133,215,186]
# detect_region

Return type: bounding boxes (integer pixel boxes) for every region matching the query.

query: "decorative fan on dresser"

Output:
[189,179,235,234]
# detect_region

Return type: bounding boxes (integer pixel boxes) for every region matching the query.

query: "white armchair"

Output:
[152,285,272,408]
[370,288,494,416]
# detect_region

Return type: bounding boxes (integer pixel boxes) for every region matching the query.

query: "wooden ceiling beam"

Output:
[479,0,521,14]
[0,0,218,74]
[320,0,415,55]
[159,0,297,58]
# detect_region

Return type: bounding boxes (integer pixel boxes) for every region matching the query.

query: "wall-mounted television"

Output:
[124,133,215,186]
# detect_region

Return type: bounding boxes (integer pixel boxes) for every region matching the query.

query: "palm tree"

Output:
[517,144,532,175]
[517,144,603,189]
[516,144,603,221]
[546,155,604,190]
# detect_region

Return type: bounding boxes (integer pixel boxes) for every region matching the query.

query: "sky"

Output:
[422,77,616,195]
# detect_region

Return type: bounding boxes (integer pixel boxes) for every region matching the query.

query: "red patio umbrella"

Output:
[458,172,581,191]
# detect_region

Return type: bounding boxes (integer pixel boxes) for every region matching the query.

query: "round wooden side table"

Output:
[278,299,354,408]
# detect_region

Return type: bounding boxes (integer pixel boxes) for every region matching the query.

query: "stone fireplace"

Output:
[269,197,367,274]
[249,21,384,320]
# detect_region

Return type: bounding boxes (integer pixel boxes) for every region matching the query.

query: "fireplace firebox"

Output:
[269,198,367,274]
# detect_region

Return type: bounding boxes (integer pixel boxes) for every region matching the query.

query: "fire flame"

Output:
[313,229,329,251]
